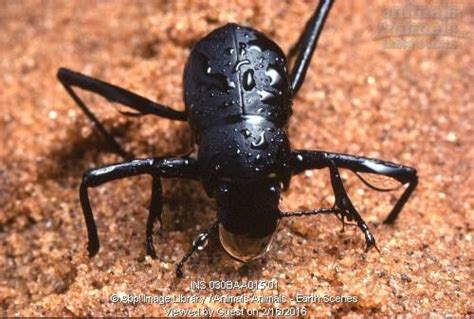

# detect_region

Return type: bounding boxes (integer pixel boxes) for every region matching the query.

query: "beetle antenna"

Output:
[279,207,341,218]
[176,221,218,278]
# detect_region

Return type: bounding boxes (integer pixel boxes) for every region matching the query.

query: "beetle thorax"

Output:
[197,116,292,194]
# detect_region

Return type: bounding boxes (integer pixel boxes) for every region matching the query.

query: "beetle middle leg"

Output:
[80,156,197,257]
[57,68,187,157]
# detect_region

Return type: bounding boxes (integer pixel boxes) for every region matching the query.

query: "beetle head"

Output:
[214,178,281,262]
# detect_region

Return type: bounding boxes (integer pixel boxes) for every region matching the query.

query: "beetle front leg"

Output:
[290,150,418,250]
[145,176,163,258]
[291,150,418,224]
[327,161,378,251]
[79,157,197,258]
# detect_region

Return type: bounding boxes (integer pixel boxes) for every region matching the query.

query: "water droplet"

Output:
[240,129,251,138]
[193,233,209,251]
[266,66,282,86]
[228,80,236,89]
[249,44,262,53]
[254,154,261,163]
[226,48,235,55]
[215,164,221,171]
[296,154,304,162]
[257,89,275,102]
[243,69,255,90]
[239,43,247,56]
[251,131,267,149]
[236,149,241,155]
[206,66,212,74]
[234,59,250,72]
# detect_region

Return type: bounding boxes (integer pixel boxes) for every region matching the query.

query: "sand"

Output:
[0,0,472,316]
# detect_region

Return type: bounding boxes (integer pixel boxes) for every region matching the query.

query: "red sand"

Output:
[0,0,472,316]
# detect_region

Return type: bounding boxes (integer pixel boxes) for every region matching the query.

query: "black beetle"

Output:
[57,0,418,277]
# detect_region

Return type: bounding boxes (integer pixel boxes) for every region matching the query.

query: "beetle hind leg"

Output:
[57,68,187,158]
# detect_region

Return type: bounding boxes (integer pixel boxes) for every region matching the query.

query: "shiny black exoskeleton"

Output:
[57,0,418,277]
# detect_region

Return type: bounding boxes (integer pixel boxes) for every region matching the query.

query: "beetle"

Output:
[57,0,418,277]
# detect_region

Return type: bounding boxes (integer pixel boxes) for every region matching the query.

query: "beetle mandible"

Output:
[57,0,418,277]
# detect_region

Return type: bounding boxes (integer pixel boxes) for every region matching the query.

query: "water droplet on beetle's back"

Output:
[257,89,275,103]
[266,65,282,86]
[254,153,261,163]
[228,80,236,89]
[251,131,268,149]
[239,43,247,56]
[240,129,251,138]
[234,59,250,72]
[243,69,255,90]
